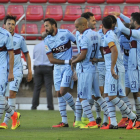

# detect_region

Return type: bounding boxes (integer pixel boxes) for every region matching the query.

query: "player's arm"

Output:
[47,53,71,65]
[24,53,32,82]
[109,42,118,79]
[8,50,14,82]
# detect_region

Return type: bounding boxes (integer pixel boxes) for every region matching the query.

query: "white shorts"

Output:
[125,70,130,88]
[98,67,105,87]
[54,65,73,91]
[128,69,139,92]
[104,71,126,97]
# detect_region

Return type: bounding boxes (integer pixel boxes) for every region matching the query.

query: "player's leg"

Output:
[60,66,75,113]
[78,73,98,129]
[43,66,54,110]
[31,66,43,110]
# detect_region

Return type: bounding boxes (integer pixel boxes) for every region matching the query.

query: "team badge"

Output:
[45,45,49,51]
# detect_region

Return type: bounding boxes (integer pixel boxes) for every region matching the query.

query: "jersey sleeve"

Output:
[20,37,29,54]
[6,33,13,51]
[120,13,130,23]
[67,30,76,43]
[131,29,140,39]
[44,39,52,55]
[117,18,131,36]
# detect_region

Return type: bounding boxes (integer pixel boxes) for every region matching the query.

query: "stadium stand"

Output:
[7,5,24,20]
[29,0,47,3]
[48,0,67,3]
[10,0,28,2]
[126,0,140,3]
[26,5,44,21]
[106,0,124,3]
[87,0,105,3]
[63,5,82,21]
[45,5,63,21]
[21,24,38,40]
[0,0,9,2]
[0,5,5,20]
[84,6,101,21]
[60,24,76,34]
[38,24,45,40]
[123,6,140,18]
[103,6,121,18]
[68,0,86,3]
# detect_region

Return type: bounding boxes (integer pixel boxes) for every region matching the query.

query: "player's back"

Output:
[44,29,75,62]
[0,27,13,69]
[104,30,124,72]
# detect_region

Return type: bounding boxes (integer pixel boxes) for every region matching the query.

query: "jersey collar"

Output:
[82,28,90,34]
[136,27,140,30]
[105,29,112,35]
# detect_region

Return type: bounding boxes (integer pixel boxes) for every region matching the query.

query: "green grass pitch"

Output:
[0,110,140,140]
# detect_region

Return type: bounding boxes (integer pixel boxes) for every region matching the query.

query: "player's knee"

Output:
[9,91,16,98]
[109,96,116,101]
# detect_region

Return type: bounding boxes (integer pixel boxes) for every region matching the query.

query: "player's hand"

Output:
[72,70,77,81]
[8,72,14,82]
[71,63,74,71]
[27,71,32,82]
[111,68,118,80]
[110,12,120,17]
[92,57,98,64]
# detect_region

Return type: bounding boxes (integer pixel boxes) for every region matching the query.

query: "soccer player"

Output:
[0,15,32,129]
[44,18,76,127]
[0,26,21,130]
[81,12,108,127]
[111,11,140,129]
[100,16,137,129]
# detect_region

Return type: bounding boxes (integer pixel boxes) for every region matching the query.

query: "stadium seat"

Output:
[21,24,38,40]
[29,0,47,2]
[63,6,82,21]
[84,6,101,21]
[45,5,63,21]
[26,5,43,21]
[38,24,45,40]
[106,0,124,3]
[60,24,76,34]
[7,5,24,20]
[123,6,140,18]
[87,0,105,3]
[48,0,66,3]
[68,0,86,3]
[103,6,120,18]
[0,5,5,20]
[0,0,9,2]
[126,0,140,3]
[10,0,28,2]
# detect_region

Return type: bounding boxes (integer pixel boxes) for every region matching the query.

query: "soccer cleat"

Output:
[132,121,140,129]
[100,124,118,129]
[0,123,8,129]
[126,116,138,130]
[74,121,86,128]
[100,122,108,129]
[81,117,90,125]
[52,122,69,128]
[11,112,21,130]
[108,117,111,125]
[96,117,102,127]
[118,118,129,128]
[80,121,98,129]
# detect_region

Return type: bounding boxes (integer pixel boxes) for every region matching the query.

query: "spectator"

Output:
[31,32,54,110]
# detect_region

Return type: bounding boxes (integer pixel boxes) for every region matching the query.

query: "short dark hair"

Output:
[4,15,17,24]
[44,18,57,28]
[108,15,117,24]
[102,16,112,29]
[131,12,140,25]
[81,12,94,20]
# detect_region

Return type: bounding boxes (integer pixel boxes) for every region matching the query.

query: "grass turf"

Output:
[0,110,139,140]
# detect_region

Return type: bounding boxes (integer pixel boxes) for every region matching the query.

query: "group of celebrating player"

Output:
[0,10,140,130]
[44,11,140,130]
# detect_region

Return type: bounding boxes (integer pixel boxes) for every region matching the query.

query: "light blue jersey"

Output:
[0,27,13,69]
[114,27,121,39]
[45,29,76,62]
[103,30,125,72]
[44,29,76,91]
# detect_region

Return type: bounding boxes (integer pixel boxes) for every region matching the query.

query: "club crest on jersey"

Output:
[60,36,65,41]
[13,41,16,46]
[45,45,49,51]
